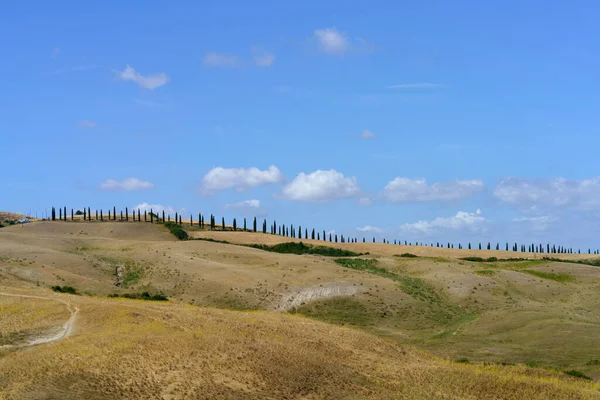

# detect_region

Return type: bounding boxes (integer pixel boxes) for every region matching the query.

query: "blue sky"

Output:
[1,1,599,250]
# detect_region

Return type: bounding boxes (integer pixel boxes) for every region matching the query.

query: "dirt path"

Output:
[274,281,364,312]
[0,292,79,348]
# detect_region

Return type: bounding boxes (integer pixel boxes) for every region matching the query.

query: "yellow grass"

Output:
[0,290,598,399]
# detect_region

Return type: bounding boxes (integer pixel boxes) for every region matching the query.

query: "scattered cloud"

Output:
[358,197,373,206]
[314,27,349,54]
[77,120,96,128]
[224,199,266,216]
[99,178,154,191]
[400,209,486,236]
[203,53,239,67]
[386,83,444,89]
[117,64,169,90]
[251,46,275,67]
[357,225,383,234]
[52,48,60,59]
[281,169,360,202]
[382,178,485,203]
[360,130,375,139]
[200,166,284,194]
[512,215,557,232]
[132,202,175,216]
[494,177,600,211]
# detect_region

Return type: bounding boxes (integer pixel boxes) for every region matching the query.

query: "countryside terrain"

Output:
[1,218,600,399]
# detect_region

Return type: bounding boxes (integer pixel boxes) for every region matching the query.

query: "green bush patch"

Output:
[563,369,592,380]
[397,253,418,258]
[248,242,361,257]
[294,297,372,326]
[51,286,78,295]
[521,270,574,282]
[108,292,168,301]
[163,221,188,240]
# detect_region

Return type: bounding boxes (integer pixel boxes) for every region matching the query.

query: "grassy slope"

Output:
[1,288,599,399]
[1,221,600,391]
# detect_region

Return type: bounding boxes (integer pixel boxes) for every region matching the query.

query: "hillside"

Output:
[1,220,600,398]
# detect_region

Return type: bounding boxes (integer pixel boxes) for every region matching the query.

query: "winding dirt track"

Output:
[0,292,78,348]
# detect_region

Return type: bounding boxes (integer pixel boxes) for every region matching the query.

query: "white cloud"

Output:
[512,215,556,232]
[314,28,349,54]
[357,225,383,234]
[99,178,154,191]
[117,64,169,90]
[494,177,600,210]
[400,209,486,236]
[386,83,444,89]
[382,178,484,202]
[360,130,375,139]
[77,120,96,128]
[201,166,284,194]
[251,46,275,67]
[224,199,266,216]
[281,169,360,202]
[224,199,261,209]
[358,197,373,206]
[203,53,239,67]
[132,202,175,216]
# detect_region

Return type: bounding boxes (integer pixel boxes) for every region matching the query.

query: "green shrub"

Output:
[248,242,361,257]
[163,221,188,240]
[51,285,78,294]
[398,253,418,258]
[563,369,592,380]
[108,292,168,301]
[455,358,470,364]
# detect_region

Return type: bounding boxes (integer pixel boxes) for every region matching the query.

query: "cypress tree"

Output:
[179,215,182,225]
[363,237,365,243]
[298,226,302,239]
[83,208,86,221]
[121,210,123,221]
[113,207,116,221]
[478,243,481,250]
[96,210,98,220]
[100,210,103,221]
[496,243,499,250]
[323,230,326,241]
[126,207,128,221]
[72,209,74,221]
[373,237,375,243]
[59,207,62,220]
[162,210,165,223]
[244,218,247,231]
[311,229,315,240]
[233,218,237,231]
[138,210,141,222]
[108,209,111,221]
[278,226,281,235]
[221,217,225,230]
[63,206,66,221]
[305,228,308,239]
[88,207,91,221]
[175,212,178,224]
[334,234,338,243]
[317,232,320,240]
[263,219,267,233]
[253,217,257,232]
[273,220,277,235]
[328,233,332,242]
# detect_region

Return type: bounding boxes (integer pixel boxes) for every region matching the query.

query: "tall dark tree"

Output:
[262,219,267,233]
[363,237,365,243]
[334,234,338,243]
[64,206,67,222]
[478,243,481,250]
[496,243,499,250]
[305,228,308,239]
[373,237,375,243]
[253,217,257,232]
[317,232,320,240]
[298,226,302,239]
[126,207,129,221]
[120,210,123,221]
[244,218,247,231]
[162,210,165,223]
[311,229,315,240]
[138,210,141,222]
[233,218,237,231]
[113,206,116,221]
[100,209,104,221]
[96,210,98,220]
[487,242,491,250]
[273,220,277,235]
[59,207,62,220]
[221,217,225,230]
[83,208,86,221]
[72,209,74,221]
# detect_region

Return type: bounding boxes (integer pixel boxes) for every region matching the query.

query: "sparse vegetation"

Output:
[248,242,361,257]
[163,221,188,240]
[563,369,592,380]
[475,269,496,276]
[51,285,78,294]
[108,292,168,301]
[522,269,574,282]
[397,253,418,258]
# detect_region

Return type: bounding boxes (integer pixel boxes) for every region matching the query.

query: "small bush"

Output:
[455,358,470,364]
[163,221,188,240]
[51,285,78,294]
[248,242,361,257]
[398,253,418,258]
[191,237,230,244]
[475,270,495,276]
[108,292,168,301]
[461,257,485,262]
[563,369,592,380]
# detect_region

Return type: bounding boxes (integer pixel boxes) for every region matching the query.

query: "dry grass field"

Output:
[1,220,600,398]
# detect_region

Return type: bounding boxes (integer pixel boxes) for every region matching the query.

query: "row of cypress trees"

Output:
[47,206,599,255]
